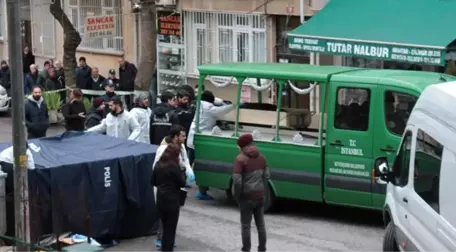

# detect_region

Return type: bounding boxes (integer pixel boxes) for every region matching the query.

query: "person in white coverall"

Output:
[0,142,35,169]
[187,90,234,200]
[87,98,141,141]
[129,93,152,143]
[152,124,195,249]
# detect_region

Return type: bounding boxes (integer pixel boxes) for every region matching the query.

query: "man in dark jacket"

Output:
[23,45,35,74]
[88,67,106,90]
[24,64,39,94]
[118,57,137,109]
[36,61,51,88]
[85,97,105,129]
[0,60,11,96]
[62,88,86,131]
[24,86,49,139]
[100,81,120,115]
[233,134,269,252]
[45,68,65,102]
[175,89,195,140]
[149,91,178,145]
[76,57,92,89]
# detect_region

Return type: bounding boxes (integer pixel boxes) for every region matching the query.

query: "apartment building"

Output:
[0,0,137,77]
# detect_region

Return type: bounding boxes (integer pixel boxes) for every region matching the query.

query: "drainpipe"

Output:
[300,0,305,24]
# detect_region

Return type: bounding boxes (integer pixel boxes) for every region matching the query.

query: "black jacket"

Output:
[175,103,196,136]
[44,77,63,91]
[149,103,178,145]
[0,67,11,90]
[56,68,65,87]
[76,66,92,89]
[85,107,104,129]
[119,62,137,91]
[62,100,86,131]
[152,161,186,209]
[23,52,35,74]
[24,96,49,138]
[89,75,106,90]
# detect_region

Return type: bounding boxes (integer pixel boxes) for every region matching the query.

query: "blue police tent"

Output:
[0,131,158,242]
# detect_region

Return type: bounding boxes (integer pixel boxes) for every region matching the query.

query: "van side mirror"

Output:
[374,157,390,184]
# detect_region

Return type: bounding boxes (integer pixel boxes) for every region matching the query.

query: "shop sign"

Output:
[85,15,116,38]
[288,36,446,65]
[157,11,181,43]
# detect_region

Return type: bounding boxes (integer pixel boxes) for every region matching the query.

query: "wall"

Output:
[34,0,136,77]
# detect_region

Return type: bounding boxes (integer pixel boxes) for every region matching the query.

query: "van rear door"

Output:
[324,81,377,208]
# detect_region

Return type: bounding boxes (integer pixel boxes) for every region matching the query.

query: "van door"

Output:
[324,82,377,207]
[372,86,419,208]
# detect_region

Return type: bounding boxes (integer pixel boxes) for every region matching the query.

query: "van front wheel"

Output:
[383,222,399,252]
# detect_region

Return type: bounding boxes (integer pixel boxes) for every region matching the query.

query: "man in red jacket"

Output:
[232,134,269,252]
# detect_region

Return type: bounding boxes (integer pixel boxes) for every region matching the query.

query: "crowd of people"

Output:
[0,45,137,107]
[2,45,270,251]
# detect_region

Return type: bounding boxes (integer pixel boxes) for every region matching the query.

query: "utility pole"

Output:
[6,0,30,251]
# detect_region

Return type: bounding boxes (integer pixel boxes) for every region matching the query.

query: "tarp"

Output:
[0,131,158,242]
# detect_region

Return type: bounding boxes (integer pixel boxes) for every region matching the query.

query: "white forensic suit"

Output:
[187,100,234,150]
[0,146,35,170]
[87,110,141,141]
[129,106,152,144]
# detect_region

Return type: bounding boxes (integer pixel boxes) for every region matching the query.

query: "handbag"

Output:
[179,188,188,206]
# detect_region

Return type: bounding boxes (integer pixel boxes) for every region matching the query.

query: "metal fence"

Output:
[30,0,56,58]
[67,0,123,52]
[183,11,267,75]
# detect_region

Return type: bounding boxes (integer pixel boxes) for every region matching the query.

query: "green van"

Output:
[192,62,455,211]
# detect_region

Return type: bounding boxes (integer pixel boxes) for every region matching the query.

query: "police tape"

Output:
[33,87,147,96]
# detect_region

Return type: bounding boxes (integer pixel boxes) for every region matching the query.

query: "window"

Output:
[414,129,443,213]
[391,131,412,187]
[31,0,56,57]
[334,88,370,131]
[184,11,267,75]
[67,0,123,52]
[384,91,417,136]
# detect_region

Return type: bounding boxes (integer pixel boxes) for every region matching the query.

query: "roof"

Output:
[198,63,360,82]
[287,0,455,65]
[412,81,456,136]
[288,0,456,48]
[198,63,456,92]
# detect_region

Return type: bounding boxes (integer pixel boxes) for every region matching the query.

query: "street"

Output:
[0,115,385,251]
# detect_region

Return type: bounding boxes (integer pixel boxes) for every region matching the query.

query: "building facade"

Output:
[0,0,330,104]
[0,0,137,77]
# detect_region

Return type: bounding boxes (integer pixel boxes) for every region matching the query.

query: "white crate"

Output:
[0,171,7,236]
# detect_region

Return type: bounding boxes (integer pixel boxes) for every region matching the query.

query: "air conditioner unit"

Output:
[155,0,176,6]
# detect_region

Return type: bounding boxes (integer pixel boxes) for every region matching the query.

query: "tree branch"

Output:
[50,0,82,89]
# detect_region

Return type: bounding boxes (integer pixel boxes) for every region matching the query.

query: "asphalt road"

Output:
[0,115,385,251]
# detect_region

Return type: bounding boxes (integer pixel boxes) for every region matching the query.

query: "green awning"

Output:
[288,0,456,66]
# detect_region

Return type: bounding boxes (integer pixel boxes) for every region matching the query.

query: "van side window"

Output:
[391,131,412,187]
[384,91,417,136]
[414,129,443,213]
[335,88,370,131]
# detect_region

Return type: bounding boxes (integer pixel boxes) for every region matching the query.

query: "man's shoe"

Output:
[195,191,214,200]
[155,240,161,248]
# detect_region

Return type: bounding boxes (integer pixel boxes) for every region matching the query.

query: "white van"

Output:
[375,81,456,251]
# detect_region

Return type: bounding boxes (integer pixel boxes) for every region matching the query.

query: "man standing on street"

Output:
[76,57,92,90]
[149,91,179,145]
[22,45,35,74]
[36,61,51,88]
[25,64,39,94]
[25,86,50,139]
[0,60,11,97]
[87,98,141,141]
[118,56,137,109]
[233,133,269,252]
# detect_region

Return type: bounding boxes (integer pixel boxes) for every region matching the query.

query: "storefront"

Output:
[156,10,186,94]
[287,0,456,71]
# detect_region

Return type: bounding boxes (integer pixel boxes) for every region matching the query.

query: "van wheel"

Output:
[227,182,275,213]
[383,222,399,252]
